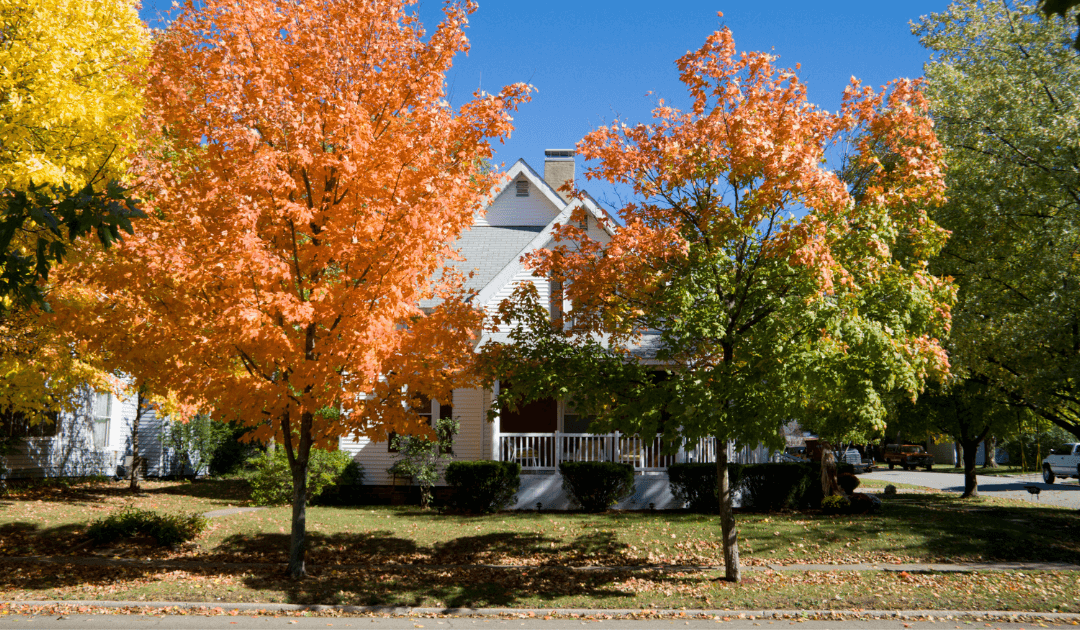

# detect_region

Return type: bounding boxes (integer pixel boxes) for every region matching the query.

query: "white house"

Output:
[1,389,172,480]
[338,150,771,508]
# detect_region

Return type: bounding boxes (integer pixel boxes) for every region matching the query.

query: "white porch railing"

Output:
[498,432,777,472]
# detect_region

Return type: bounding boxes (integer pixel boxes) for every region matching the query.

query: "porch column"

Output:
[552,427,561,468]
[490,381,501,462]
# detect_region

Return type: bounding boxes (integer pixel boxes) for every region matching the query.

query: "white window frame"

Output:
[92,392,111,449]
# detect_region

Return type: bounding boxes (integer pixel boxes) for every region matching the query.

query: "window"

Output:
[388,397,447,451]
[0,409,58,438]
[92,392,111,449]
[515,180,529,197]
[550,279,563,322]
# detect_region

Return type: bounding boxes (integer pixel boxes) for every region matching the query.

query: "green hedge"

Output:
[444,461,521,513]
[669,461,855,512]
[559,461,635,512]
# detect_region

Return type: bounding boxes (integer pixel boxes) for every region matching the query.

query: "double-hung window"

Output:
[92,392,111,449]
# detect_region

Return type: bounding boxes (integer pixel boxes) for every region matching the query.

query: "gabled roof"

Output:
[472,192,614,309]
[426,157,618,311]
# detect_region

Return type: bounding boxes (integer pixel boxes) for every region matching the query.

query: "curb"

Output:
[3,555,1080,573]
[2,600,1079,622]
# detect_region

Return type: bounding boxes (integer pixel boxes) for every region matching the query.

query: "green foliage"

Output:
[0,181,143,310]
[1039,0,1080,49]
[667,463,720,512]
[444,461,521,513]
[1004,425,1076,470]
[86,507,206,547]
[310,459,366,506]
[165,413,230,478]
[245,447,353,506]
[208,421,260,477]
[387,416,457,509]
[915,0,1080,441]
[558,461,634,512]
[668,462,855,512]
[821,494,852,513]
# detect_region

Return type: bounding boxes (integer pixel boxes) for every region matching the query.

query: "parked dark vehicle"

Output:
[883,444,934,471]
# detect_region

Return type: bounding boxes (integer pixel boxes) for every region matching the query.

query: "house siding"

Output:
[339,388,486,486]
[2,389,180,480]
[474,178,559,228]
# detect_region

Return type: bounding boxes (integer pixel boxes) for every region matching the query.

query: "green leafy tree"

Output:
[481,21,953,583]
[915,0,1080,440]
[892,378,1019,497]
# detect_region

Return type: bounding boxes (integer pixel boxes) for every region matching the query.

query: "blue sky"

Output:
[138,1,952,209]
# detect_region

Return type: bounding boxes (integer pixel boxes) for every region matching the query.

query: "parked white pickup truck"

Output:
[1042,443,1080,484]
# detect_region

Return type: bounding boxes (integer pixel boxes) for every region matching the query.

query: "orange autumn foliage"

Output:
[532,24,951,369]
[57,0,529,451]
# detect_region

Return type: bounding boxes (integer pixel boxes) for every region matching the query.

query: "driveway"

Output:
[861,469,1080,509]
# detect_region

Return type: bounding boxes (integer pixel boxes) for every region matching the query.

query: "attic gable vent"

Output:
[515,179,529,197]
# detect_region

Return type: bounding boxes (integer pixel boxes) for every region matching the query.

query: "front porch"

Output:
[496,432,776,472]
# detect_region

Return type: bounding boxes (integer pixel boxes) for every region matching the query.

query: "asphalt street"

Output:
[861,469,1080,509]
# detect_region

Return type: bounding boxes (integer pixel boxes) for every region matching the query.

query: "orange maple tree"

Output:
[490,20,953,582]
[57,0,529,578]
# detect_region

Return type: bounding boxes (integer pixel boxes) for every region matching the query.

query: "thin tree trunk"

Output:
[983,435,998,469]
[129,388,146,492]
[716,439,740,583]
[960,439,980,498]
[281,410,313,579]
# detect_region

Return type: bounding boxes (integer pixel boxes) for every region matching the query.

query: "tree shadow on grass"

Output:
[144,478,251,504]
[247,565,634,608]
[431,531,555,564]
[207,530,421,565]
[808,494,1080,563]
[0,522,86,556]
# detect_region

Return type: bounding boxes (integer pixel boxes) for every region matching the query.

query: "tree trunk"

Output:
[960,438,979,498]
[716,439,740,583]
[281,410,313,579]
[983,435,998,469]
[129,388,145,492]
[954,441,963,468]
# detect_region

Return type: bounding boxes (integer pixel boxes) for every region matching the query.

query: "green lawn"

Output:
[1,478,1079,612]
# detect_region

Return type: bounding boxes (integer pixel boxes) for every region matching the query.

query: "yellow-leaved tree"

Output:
[0,0,149,420]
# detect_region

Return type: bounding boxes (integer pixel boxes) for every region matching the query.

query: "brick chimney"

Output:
[544,149,575,202]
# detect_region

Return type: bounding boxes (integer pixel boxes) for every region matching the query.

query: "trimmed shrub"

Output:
[837,472,861,495]
[883,484,897,496]
[669,461,856,512]
[668,463,718,512]
[559,461,635,512]
[821,494,851,514]
[87,508,206,547]
[245,447,354,506]
[444,461,521,513]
